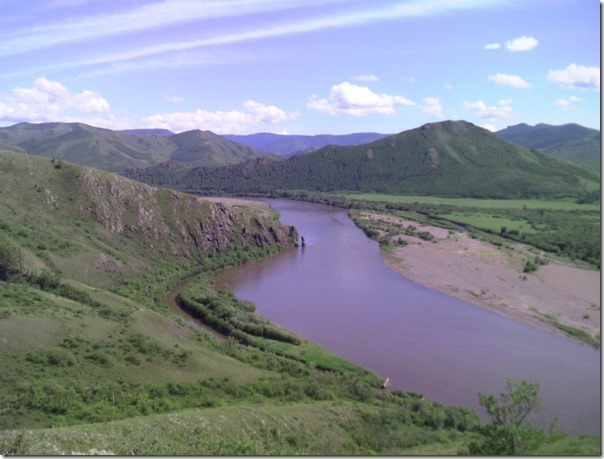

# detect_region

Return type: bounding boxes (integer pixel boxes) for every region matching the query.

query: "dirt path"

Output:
[361,213,601,346]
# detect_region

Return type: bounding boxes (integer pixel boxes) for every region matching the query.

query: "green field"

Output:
[343,193,600,211]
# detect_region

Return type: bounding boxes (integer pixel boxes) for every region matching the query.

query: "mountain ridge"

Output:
[127,120,599,199]
[224,132,392,156]
[497,122,600,174]
[0,122,272,172]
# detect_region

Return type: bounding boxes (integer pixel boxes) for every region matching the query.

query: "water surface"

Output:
[214,199,600,435]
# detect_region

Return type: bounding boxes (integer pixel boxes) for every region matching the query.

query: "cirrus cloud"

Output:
[547,64,600,90]
[307,81,415,116]
[488,73,532,89]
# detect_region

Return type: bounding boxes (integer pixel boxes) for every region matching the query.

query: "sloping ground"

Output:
[0,401,472,455]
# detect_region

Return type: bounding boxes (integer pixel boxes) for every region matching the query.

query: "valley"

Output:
[0,118,600,455]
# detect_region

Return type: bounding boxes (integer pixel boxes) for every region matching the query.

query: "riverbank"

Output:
[360,213,600,346]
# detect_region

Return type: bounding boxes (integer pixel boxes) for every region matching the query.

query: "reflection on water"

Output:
[214,199,600,436]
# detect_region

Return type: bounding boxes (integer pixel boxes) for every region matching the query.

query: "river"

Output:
[213,199,600,436]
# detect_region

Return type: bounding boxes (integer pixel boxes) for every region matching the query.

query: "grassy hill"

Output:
[0,150,487,455]
[129,120,600,199]
[0,151,598,455]
[497,123,600,174]
[0,122,271,172]
[224,132,391,156]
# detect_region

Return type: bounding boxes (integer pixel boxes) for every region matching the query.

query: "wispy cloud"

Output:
[0,0,340,57]
[352,74,379,82]
[3,0,505,77]
[421,97,444,118]
[488,73,532,89]
[463,99,513,120]
[484,35,538,52]
[554,95,581,110]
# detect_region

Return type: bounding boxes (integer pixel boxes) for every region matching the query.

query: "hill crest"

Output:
[127,120,599,199]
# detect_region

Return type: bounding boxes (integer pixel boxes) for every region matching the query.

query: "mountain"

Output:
[128,120,600,199]
[119,128,175,135]
[0,122,271,172]
[224,132,391,156]
[497,123,600,174]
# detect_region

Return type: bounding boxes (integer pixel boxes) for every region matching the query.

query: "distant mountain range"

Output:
[223,132,391,156]
[497,123,600,174]
[127,120,599,199]
[0,122,271,172]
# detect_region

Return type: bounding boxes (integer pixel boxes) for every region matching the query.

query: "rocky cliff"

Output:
[0,150,297,285]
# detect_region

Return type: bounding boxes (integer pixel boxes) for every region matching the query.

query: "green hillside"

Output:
[497,123,600,174]
[0,150,483,455]
[128,120,600,199]
[0,122,271,172]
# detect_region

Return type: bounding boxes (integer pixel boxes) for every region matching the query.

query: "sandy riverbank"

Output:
[362,213,601,346]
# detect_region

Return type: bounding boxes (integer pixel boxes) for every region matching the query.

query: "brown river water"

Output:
[212,199,600,436]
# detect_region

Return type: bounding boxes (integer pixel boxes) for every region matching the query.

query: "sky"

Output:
[0,0,600,135]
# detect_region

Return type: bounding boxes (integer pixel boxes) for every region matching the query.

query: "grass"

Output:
[530,308,597,347]
[0,401,478,455]
[439,211,537,233]
[342,193,600,211]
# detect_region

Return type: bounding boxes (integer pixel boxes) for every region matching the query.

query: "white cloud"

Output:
[505,35,538,52]
[164,96,185,103]
[143,100,299,134]
[421,97,444,118]
[554,96,582,110]
[547,64,600,90]
[0,78,297,134]
[481,123,497,132]
[0,77,111,123]
[488,73,532,89]
[463,99,513,120]
[307,81,415,116]
[443,83,453,90]
[352,74,379,82]
[484,43,501,50]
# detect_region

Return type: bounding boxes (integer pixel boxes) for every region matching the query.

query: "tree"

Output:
[468,377,545,455]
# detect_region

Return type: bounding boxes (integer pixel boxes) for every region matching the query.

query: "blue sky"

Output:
[0,0,599,134]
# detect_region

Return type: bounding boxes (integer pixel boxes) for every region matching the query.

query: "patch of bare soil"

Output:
[364,213,600,345]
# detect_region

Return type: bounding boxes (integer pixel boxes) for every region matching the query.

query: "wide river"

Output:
[214,199,600,436]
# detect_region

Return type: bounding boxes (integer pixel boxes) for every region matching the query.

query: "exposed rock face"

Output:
[77,167,296,258]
